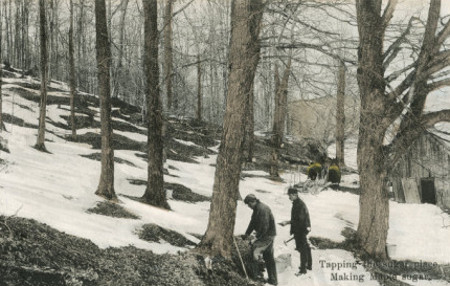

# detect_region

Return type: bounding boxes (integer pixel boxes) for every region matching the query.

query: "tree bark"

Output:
[243,86,255,163]
[69,0,76,137]
[164,0,174,110]
[35,0,48,152]
[335,60,346,166]
[356,0,390,259]
[141,0,170,210]
[198,0,264,258]
[0,0,3,132]
[94,0,116,201]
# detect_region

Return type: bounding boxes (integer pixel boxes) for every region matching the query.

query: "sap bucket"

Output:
[386,243,397,258]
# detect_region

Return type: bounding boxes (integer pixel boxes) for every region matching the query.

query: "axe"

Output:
[284,236,295,245]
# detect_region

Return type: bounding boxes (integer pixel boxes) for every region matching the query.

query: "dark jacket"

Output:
[290,197,311,236]
[245,201,276,239]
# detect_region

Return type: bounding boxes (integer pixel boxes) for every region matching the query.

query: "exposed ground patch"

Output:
[0,216,256,286]
[137,224,196,247]
[81,153,138,168]
[127,179,209,203]
[87,201,140,219]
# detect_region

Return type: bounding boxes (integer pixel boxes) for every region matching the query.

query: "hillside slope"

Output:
[0,73,449,286]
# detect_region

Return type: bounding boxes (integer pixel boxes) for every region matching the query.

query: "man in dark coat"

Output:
[243,194,278,285]
[280,188,312,276]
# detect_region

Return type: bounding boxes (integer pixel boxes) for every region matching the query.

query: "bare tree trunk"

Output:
[69,0,76,137]
[7,0,11,65]
[4,0,9,64]
[23,0,29,70]
[270,58,291,178]
[35,0,48,152]
[198,0,264,258]
[112,0,129,99]
[48,0,54,82]
[54,0,59,81]
[164,0,174,110]
[335,60,346,166]
[243,18,263,164]
[14,1,18,68]
[0,0,3,132]
[94,0,116,201]
[197,54,202,121]
[243,86,255,163]
[20,0,25,76]
[141,0,169,210]
[356,0,389,259]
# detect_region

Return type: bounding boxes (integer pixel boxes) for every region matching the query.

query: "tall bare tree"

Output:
[197,54,202,121]
[112,0,129,99]
[94,0,116,200]
[69,0,76,138]
[35,0,48,152]
[269,57,291,178]
[164,0,174,110]
[335,60,346,166]
[141,0,169,210]
[356,0,450,258]
[198,0,265,258]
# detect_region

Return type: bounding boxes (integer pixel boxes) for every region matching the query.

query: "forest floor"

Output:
[0,215,256,286]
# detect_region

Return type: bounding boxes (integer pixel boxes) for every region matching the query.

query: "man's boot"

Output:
[295,267,307,276]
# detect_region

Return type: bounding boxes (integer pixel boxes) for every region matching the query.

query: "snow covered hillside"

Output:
[0,75,449,286]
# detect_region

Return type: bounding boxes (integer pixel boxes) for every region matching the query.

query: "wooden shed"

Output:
[388,130,450,212]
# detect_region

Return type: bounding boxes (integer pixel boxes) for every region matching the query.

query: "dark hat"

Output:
[287,187,298,195]
[244,194,257,204]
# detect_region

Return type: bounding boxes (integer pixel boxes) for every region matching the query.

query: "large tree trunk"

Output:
[355,0,450,259]
[335,60,346,166]
[94,0,116,201]
[164,0,174,110]
[198,0,264,258]
[35,0,48,152]
[355,0,389,259]
[69,0,76,137]
[141,0,169,210]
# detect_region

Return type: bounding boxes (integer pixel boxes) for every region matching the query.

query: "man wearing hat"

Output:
[280,187,312,276]
[243,194,278,285]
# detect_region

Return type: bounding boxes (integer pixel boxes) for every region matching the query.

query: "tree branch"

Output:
[387,69,416,101]
[426,78,450,92]
[172,0,195,18]
[435,18,450,50]
[419,0,441,59]
[423,109,450,127]
[385,62,415,83]
[272,42,357,65]
[381,0,398,32]
[383,17,415,69]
